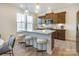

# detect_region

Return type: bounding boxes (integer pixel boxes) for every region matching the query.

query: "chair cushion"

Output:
[0,43,11,54]
[24,36,33,40]
[0,35,15,55]
[37,39,48,44]
[8,36,15,48]
[18,34,25,37]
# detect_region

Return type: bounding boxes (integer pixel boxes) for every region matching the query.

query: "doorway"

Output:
[76,11,79,54]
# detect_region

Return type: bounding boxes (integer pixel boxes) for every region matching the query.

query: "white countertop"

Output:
[17,30,55,34]
[17,30,55,54]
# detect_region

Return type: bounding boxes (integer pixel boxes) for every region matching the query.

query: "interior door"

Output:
[76,11,79,53]
[77,11,79,38]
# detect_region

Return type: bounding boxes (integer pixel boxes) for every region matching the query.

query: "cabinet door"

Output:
[57,30,65,40]
[53,30,58,39]
[50,13,54,20]
[54,12,66,23]
[57,12,65,23]
[53,14,58,23]
[46,14,49,19]
[46,13,54,19]
[53,30,65,40]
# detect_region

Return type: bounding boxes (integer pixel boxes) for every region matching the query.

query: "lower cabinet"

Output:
[53,30,65,40]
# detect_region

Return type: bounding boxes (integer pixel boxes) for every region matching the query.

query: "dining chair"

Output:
[0,34,1,38]
[0,35,15,56]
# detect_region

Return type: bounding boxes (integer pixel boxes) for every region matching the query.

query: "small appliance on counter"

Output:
[57,24,65,29]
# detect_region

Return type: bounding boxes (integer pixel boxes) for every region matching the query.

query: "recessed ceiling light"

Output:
[35,10,39,13]
[25,10,28,13]
[47,7,52,13]
[20,4,24,8]
[48,7,51,10]
[36,4,40,9]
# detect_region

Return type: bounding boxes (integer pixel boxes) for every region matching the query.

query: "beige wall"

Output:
[53,5,79,41]
[32,14,38,30]
[0,4,24,41]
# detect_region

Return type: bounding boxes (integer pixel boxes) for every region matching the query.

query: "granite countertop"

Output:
[27,30,55,34]
[36,27,66,30]
[17,30,56,35]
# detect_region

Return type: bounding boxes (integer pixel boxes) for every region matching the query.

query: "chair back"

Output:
[8,35,15,49]
[0,34,1,39]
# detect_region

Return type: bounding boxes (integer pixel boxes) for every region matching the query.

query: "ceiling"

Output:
[12,3,79,15]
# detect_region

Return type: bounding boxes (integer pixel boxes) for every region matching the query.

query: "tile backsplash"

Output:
[37,24,66,29]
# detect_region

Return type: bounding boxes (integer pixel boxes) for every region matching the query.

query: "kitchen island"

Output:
[17,30,55,55]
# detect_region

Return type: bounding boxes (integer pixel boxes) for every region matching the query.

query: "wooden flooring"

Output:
[1,40,50,56]
[0,39,79,56]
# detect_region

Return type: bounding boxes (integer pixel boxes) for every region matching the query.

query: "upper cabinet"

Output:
[38,12,66,24]
[45,13,54,20]
[39,15,46,19]
[54,12,66,23]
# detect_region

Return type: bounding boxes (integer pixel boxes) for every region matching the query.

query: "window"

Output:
[16,13,26,31]
[26,15,33,31]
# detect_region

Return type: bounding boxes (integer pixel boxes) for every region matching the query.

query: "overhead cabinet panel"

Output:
[38,12,66,23]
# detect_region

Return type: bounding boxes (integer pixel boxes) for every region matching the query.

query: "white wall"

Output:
[0,4,24,41]
[0,4,79,41]
[53,5,79,41]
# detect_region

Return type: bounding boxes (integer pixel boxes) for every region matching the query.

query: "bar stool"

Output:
[24,36,33,50]
[17,34,25,44]
[36,39,48,55]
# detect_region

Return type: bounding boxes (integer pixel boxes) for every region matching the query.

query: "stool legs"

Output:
[36,43,47,56]
[25,39,33,51]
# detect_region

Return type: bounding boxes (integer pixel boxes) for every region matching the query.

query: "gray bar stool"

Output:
[24,36,33,50]
[36,39,48,55]
[17,34,25,44]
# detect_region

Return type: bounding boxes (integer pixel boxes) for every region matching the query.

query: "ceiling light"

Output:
[48,7,51,10]
[20,4,24,8]
[36,4,40,9]
[47,7,52,13]
[25,10,28,13]
[35,10,39,13]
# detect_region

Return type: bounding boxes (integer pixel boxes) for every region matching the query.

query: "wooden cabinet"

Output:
[39,16,46,19]
[39,13,54,20]
[53,13,58,23]
[53,30,65,40]
[54,12,66,23]
[45,14,50,19]
[38,12,66,23]
[45,13,54,19]
[38,12,66,40]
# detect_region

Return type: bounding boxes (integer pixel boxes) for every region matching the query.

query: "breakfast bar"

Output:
[17,30,55,54]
